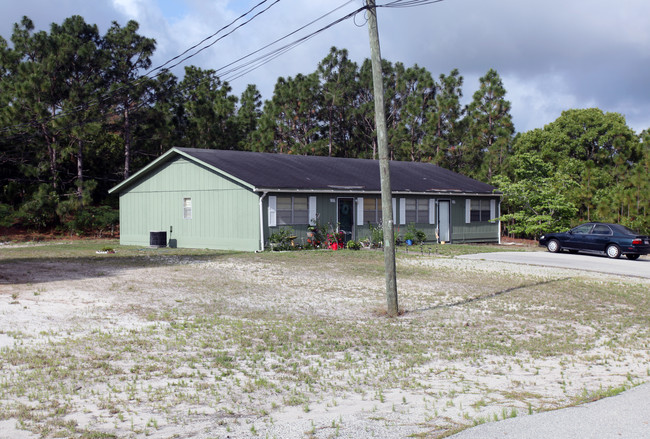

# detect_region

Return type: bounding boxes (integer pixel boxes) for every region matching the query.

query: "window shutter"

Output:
[308,196,317,225]
[490,199,496,222]
[399,198,406,225]
[356,197,364,226]
[391,198,396,224]
[429,199,436,224]
[268,196,277,227]
[465,199,471,224]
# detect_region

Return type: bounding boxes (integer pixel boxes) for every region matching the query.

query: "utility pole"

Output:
[366,0,398,316]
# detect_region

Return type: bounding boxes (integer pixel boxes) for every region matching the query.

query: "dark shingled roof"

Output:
[177,148,497,194]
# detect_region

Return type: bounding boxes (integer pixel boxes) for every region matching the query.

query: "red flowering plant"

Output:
[306,218,326,249]
[326,231,345,250]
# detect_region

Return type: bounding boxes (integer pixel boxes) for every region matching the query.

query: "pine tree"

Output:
[178,66,238,150]
[235,84,263,151]
[393,64,436,162]
[103,20,156,179]
[463,68,514,181]
[317,47,359,157]
[427,69,465,169]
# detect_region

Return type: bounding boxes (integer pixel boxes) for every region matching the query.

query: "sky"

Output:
[2,0,650,134]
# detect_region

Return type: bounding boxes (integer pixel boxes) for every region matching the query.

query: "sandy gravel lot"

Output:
[0,242,648,438]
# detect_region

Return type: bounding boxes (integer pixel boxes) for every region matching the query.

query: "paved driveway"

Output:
[449,382,650,439]
[458,251,650,279]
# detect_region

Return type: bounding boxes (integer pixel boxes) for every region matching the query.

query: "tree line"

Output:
[1,15,648,235]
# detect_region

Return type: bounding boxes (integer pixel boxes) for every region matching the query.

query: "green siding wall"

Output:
[117,156,499,251]
[449,198,499,243]
[119,158,260,251]
[263,194,500,246]
[263,194,341,247]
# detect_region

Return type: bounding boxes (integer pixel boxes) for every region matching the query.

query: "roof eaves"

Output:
[253,187,502,196]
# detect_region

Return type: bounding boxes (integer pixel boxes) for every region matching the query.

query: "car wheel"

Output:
[547,239,561,253]
[606,244,621,259]
[625,254,640,260]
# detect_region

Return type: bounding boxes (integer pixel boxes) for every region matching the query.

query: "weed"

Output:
[0,240,647,438]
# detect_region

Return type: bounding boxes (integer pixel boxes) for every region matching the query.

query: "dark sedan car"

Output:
[539,222,650,260]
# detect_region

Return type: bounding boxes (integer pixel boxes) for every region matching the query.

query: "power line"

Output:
[0,0,281,136]
[143,0,283,80]
[0,0,445,139]
[147,0,279,77]
[220,1,362,82]
[0,0,356,137]
[206,0,445,83]
[382,0,445,7]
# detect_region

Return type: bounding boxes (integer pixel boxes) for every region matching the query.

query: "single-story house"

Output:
[109,147,501,251]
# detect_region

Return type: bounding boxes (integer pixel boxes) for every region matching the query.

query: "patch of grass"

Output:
[0,239,647,438]
[574,383,637,405]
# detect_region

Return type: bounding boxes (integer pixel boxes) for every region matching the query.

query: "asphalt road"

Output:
[458,250,650,279]
[448,382,650,439]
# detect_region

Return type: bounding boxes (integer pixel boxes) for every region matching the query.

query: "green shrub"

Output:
[405,223,426,244]
[16,185,60,229]
[306,222,326,249]
[61,205,119,236]
[269,227,296,251]
[346,240,361,250]
[368,222,384,247]
[0,204,15,228]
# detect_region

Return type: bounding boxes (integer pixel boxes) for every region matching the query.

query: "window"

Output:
[183,198,192,220]
[405,199,416,223]
[363,198,382,224]
[470,199,491,222]
[592,224,612,235]
[276,196,308,225]
[572,224,593,234]
[405,198,429,224]
[417,199,429,223]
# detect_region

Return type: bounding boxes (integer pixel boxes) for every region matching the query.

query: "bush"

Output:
[405,223,426,245]
[368,222,384,247]
[269,227,296,251]
[59,205,119,236]
[16,185,60,229]
[346,240,361,250]
[0,204,15,228]
[306,222,326,249]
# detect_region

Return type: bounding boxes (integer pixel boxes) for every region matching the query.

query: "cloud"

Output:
[502,73,596,132]
[2,0,649,133]
[0,0,121,37]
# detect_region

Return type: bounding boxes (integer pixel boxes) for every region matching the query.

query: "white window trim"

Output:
[268,195,277,227]
[356,197,364,226]
[183,197,192,220]
[429,198,436,224]
[309,196,317,225]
